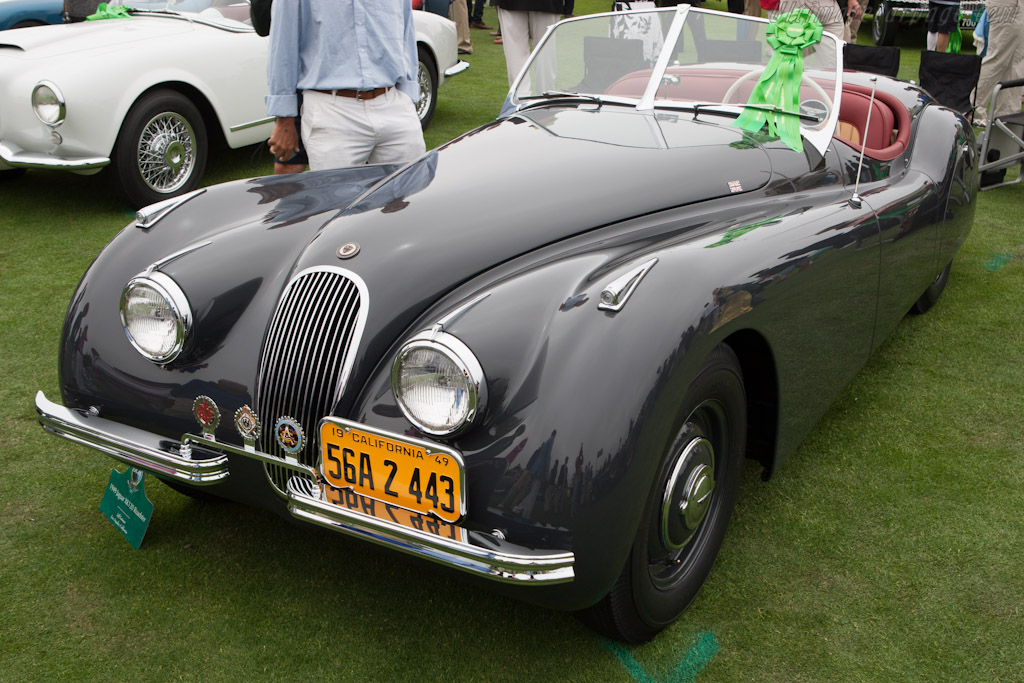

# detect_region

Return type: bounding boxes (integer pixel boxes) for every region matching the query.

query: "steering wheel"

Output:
[722,66,834,116]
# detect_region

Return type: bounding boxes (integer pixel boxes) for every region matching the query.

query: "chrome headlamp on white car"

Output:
[119,271,192,363]
[392,330,486,436]
[31,81,66,127]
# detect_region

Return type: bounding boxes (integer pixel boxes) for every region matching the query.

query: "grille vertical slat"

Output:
[255,268,365,493]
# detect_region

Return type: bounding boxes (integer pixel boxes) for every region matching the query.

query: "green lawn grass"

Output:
[2,4,1022,680]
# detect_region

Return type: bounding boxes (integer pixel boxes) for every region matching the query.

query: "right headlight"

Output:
[31,81,66,127]
[119,271,192,364]
[392,330,486,436]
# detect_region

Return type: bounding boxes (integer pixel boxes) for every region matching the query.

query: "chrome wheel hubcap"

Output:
[661,437,715,551]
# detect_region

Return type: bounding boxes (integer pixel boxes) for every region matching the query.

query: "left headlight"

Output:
[119,272,192,363]
[392,330,486,436]
[32,81,66,127]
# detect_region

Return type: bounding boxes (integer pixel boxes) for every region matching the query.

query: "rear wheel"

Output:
[111,89,208,208]
[416,45,438,130]
[912,261,951,314]
[579,344,746,643]
[871,0,898,46]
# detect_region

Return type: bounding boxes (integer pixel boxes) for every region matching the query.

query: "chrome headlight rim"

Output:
[391,330,487,437]
[31,80,66,128]
[119,271,192,364]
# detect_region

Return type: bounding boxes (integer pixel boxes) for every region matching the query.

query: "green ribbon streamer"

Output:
[733,9,823,152]
[948,25,962,53]
[86,3,132,20]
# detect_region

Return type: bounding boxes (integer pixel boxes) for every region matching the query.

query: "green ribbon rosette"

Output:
[86,2,132,20]
[733,9,823,153]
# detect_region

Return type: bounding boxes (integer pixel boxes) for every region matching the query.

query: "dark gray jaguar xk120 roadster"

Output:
[36,7,975,642]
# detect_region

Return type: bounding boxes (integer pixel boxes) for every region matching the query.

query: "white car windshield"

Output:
[512,7,842,155]
[109,0,253,27]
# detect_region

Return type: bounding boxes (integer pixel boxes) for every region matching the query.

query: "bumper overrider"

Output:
[35,391,575,584]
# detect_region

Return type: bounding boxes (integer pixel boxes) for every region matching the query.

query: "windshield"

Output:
[110,0,253,27]
[511,7,841,154]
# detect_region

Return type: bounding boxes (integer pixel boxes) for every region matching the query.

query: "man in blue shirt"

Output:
[265,0,426,171]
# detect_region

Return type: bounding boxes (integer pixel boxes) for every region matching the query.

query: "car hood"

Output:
[164,105,774,324]
[66,105,774,422]
[159,106,771,375]
[0,16,196,57]
[298,105,772,275]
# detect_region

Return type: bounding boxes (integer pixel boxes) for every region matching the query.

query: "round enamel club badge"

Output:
[274,416,304,455]
[234,405,261,447]
[192,395,221,437]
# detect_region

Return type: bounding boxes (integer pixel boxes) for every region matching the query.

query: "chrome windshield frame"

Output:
[510,7,844,157]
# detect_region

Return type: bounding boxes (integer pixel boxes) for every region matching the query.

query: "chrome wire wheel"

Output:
[416,62,433,119]
[415,45,438,129]
[136,111,196,194]
[113,90,207,208]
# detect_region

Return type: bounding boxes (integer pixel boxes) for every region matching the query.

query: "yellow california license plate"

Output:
[324,485,467,543]
[319,418,466,523]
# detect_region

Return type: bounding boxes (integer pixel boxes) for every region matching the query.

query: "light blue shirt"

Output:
[266,0,419,117]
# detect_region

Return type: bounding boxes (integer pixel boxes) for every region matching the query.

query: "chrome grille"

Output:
[255,267,365,493]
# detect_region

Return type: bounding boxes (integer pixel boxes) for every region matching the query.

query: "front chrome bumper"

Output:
[35,391,575,584]
[0,140,109,171]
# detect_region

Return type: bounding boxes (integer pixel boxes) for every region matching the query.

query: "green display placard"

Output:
[99,468,154,550]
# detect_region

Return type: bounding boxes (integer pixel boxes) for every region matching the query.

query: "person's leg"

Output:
[498,8,532,87]
[301,91,376,170]
[366,89,427,165]
[450,0,473,53]
[527,10,561,93]
[976,0,1024,119]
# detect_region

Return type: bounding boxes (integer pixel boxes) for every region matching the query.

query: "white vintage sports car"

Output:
[0,0,466,207]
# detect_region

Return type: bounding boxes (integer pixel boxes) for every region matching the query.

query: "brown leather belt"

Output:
[309,87,391,100]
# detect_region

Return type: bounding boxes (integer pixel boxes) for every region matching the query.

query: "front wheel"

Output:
[871,0,898,45]
[416,45,438,130]
[579,344,747,643]
[111,89,208,209]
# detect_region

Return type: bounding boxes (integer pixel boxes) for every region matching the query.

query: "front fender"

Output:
[348,225,734,609]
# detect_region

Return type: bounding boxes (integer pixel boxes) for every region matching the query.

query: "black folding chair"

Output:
[843,44,901,78]
[978,77,1024,190]
[917,50,983,116]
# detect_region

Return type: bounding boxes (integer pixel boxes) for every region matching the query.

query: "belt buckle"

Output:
[356,89,374,101]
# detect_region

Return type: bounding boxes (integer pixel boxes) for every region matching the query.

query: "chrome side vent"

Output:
[254,267,368,493]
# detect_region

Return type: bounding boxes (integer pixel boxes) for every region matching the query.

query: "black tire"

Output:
[416,45,439,131]
[0,168,26,181]
[579,344,747,643]
[871,0,898,46]
[912,261,951,314]
[111,89,208,209]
